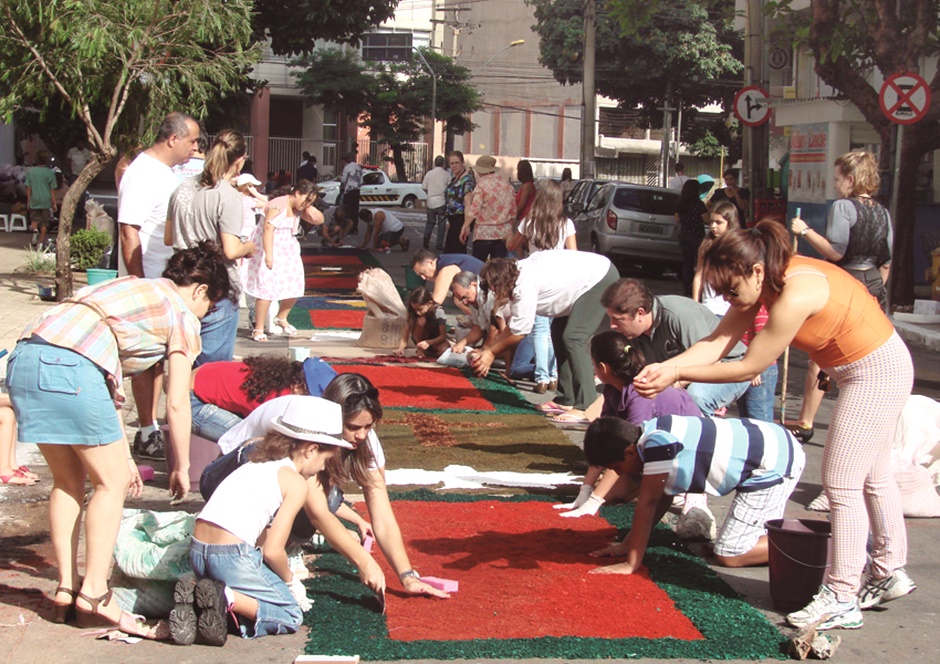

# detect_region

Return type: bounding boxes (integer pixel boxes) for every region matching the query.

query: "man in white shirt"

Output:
[66,139,92,180]
[358,208,409,252]
[421,155,450,250]
[667,162,690,191]
[118,111,200,460]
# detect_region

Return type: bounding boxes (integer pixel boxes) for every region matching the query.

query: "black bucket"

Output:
[765,518,832,612]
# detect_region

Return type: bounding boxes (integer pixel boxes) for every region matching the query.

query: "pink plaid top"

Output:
[467,173,516,241]
[21,276,202,405]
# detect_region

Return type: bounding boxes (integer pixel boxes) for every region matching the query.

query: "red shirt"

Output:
[193,361,292,417]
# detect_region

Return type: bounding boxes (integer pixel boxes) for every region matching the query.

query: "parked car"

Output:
[318,167,427,209]
[564,178,615,219]
[573,182,681,266]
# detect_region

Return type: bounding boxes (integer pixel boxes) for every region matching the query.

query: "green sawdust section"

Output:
[376,412,582,479]
[322,364,536,415]
[303,491,787,661]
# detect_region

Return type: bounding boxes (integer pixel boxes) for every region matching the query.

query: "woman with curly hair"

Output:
[189,355,335,442]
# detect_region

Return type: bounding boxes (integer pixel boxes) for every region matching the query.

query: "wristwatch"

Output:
[799,227,810,236]
[399,569,421,583]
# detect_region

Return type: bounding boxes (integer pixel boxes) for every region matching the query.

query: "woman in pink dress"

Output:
[244,181,320,341]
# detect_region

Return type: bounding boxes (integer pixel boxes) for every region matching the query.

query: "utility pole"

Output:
[744,0,769,205]
[580,0,596,179]
[658,81,674,187]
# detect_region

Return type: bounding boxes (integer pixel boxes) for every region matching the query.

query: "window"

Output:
[613,188,678,215]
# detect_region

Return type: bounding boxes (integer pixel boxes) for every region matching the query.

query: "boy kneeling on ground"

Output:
[584,415,805,573]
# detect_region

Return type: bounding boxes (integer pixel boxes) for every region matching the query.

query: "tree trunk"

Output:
[391,144,407,182]
[55,155,112,301]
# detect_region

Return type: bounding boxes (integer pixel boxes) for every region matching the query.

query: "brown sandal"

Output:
[76,589,168,639]
[53,587,77,624]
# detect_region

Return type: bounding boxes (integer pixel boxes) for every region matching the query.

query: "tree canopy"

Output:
[293,48,481,179]
[769,0,939,305]
[0,0,260,298]
[527,0,742,128]
[254,0,400,56]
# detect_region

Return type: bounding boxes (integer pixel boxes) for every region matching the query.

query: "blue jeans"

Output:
[509,333,536,380]
[190,539,301,638]
[190,393,243,442]
[736,362,778,422]
[687,378,751,416]
[532,315,557,384]
[423,205,447,250]
[196,297,240,367]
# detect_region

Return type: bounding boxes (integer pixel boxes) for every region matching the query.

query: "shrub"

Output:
[70,228,112,271]
[23,244,56,273]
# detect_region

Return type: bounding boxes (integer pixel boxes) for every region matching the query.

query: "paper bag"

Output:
[356,267,409,349]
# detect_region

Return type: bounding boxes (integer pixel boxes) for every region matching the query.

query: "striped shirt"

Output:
[637,415,803,496]
[21,276,202,405]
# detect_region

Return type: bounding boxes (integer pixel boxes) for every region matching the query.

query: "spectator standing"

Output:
[460,155,514,261]
[514,159,536,227]
[710,169,750,224]
[560,167,576,200]
[675,178,708,296]
[667,162,690,191]
[421,155,450,250]
[340,152,364,232]
[297,153,318,183]
[118,111,201,459]
[443,150,475,254]
[66,139,92,182]
[25,150,57,248]
[173,134,208,184]
[168,129,257,366]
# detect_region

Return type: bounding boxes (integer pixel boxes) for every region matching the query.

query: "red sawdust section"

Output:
[308,309,366,329]
[305,275,360,291]
[301,254,364,266]
[335,365,495,411]
[366,500,703,641]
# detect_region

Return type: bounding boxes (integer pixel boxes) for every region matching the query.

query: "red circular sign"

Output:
[733,86,771,127]
[880,72,931,125]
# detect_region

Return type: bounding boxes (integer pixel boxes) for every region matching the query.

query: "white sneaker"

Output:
[786,585,863,630]
[858,568,916,609]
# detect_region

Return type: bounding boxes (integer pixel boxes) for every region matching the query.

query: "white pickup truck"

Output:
[318,168,427,209]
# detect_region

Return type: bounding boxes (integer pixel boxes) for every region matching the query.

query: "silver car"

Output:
[574,182,681,265]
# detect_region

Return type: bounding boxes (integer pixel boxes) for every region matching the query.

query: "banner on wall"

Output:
[788,124,828,203]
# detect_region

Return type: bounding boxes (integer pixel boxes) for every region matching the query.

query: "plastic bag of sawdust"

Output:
[113,508,195,581]
[356,267,409,349]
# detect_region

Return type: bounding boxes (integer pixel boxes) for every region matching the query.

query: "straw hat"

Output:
[473,155,499,175]
[268,397,351,448]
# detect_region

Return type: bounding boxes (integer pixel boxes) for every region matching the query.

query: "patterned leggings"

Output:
[823,332,912,601]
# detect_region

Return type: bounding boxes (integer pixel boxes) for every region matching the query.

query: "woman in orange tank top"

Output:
[633,220,914,631]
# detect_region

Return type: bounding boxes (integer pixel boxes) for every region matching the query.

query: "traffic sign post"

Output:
[733,86,771,127]
[879,72,931,125]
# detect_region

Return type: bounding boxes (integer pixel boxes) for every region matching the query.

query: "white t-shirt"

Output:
[376,209,404,234]
[508,250,612,336]
[422,167,450,209]
[217,395,386,470]
[117,152,179,278]
[667,175,690,191]
[516,217,576,252]
[67,146,91,174]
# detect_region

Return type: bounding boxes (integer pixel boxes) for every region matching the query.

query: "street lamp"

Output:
[412,46,437,170]
[473,39,525,76]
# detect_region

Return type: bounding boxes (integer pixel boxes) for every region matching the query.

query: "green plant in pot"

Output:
[70,228,112,271]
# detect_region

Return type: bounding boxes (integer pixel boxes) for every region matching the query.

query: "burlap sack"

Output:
[356,267,409,349]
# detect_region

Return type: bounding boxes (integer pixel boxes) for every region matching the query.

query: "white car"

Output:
[318,168,427,209]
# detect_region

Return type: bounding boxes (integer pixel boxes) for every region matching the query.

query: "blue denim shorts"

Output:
[190,537,302,638]
[6,340,123,445]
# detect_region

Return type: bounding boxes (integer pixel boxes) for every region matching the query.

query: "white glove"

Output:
[559,493,605,518]
[288,575,313,611]
[554,484,594,510]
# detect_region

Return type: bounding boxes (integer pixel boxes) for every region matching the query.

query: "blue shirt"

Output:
[637,415,803,496]
[437,254,484,274]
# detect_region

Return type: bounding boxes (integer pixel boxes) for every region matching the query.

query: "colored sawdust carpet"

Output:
[303,492,786,660]
[301,246,380,294]
[375,412,581,478]
[332,364,532,414]
[288,296,368,331]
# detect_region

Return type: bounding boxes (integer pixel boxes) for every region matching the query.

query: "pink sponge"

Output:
[137,465,155,482]
[420,576,458,593]
[362,535,374,552]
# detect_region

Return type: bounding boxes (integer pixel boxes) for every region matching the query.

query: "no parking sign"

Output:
[880,72,931,125]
